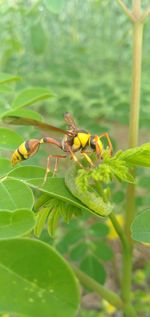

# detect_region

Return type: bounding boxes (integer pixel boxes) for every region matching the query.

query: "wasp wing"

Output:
[64,112,78,131]
[3,114,73,135]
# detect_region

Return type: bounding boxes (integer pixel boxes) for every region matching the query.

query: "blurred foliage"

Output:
[0,0,150,129]
[0,1,150,316]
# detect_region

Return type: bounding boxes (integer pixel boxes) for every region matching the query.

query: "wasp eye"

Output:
[90,136,96,149]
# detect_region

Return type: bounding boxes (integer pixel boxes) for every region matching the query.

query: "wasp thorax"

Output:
[11,139,40,166]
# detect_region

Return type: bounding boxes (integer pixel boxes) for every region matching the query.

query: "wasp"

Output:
[11,113,113,183]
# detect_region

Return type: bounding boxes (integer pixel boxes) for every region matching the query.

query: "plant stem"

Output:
[125,1,143,240]
[109,212,137,317]
[109,212,128,252]
[73,266,123,309]
[140,5,150,22]
[109,213,132,301]
[123,1,143,316]
[117,0,136,22]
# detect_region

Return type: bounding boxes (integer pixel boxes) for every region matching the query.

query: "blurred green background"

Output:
[0,0,150,133]
[0,1,150,316]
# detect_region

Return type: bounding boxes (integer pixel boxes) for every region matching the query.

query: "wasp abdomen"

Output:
[11,139,40,166]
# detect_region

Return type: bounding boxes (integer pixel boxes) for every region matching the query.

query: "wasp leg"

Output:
[43,154,67,185]
[93,136,103,159]
[81,151,94,167]
[99,132,113,156]
[65,143,83,168]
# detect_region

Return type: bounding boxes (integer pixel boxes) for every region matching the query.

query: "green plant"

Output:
[0,1,150,317]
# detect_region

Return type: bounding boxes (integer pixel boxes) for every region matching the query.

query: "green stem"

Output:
[140,5,150,23]
[124,1,143,315]
[109,212,137,317]
[117,0,136,22]
[109,212,132,302]
[73,266,123,309]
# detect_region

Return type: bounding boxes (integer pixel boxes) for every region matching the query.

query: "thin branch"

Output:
[73,266,124,309]
[140,5,150,22]
[116,0,136,22]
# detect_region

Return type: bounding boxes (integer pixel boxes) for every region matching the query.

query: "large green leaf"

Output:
[8,166,93,214]
[0,178,34,211]
[0,158,12,177]
[12,87,56,109]
[0,239,80,317]
[44,0,69,14]
[8,165,47,180]
[0,73,21,84]
[80,255,106,284]
[131,210,150,243]
[2,108,44,123]
[0,209,35,239]
[0,127,23,150]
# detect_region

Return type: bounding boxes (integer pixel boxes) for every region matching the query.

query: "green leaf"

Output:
[94,242,113,261]
[118,143,150,168]
[0,73,21,84]
[0,209,35,239]
[31,22,46,55]
[70,243,87,261]
[12,87,56,109]
[131,210,150,243]
[0,239,80,317]
[0,127,23,150]
[0,158,12,177]
[0,178,34,211]
[8,166,93,214]
[65,166,113,217]
[89,222,109,238]
[34,207,50,238]
[80,255,106,284]
[35,197,82,237]
[44,0,69,14]
[56,228,84,254]
[109,160,135,183]
[2,108,44,123]
[8,165,47,180]
[47,208,60,237]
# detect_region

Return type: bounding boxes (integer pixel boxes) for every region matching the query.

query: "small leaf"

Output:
[56,228,84,254]
[0,73,21,84]
[90,222,109,237]
[0,209,35,239]
[30,22,46,55]
[12,87,56,109]
[34,207,50,238]
[118,143,150,168]
[47,208,60,237]
[70,243,87,261]
[80,255,106,284]
[131,210,150,243]
[94,242,113,261]
[0,239,80,317]
[0,127,23,150]
[0,178,34,211]
[44,0,69,14]
[109,161,135,183]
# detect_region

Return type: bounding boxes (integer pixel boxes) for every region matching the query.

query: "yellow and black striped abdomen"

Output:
[11,139,40,166]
